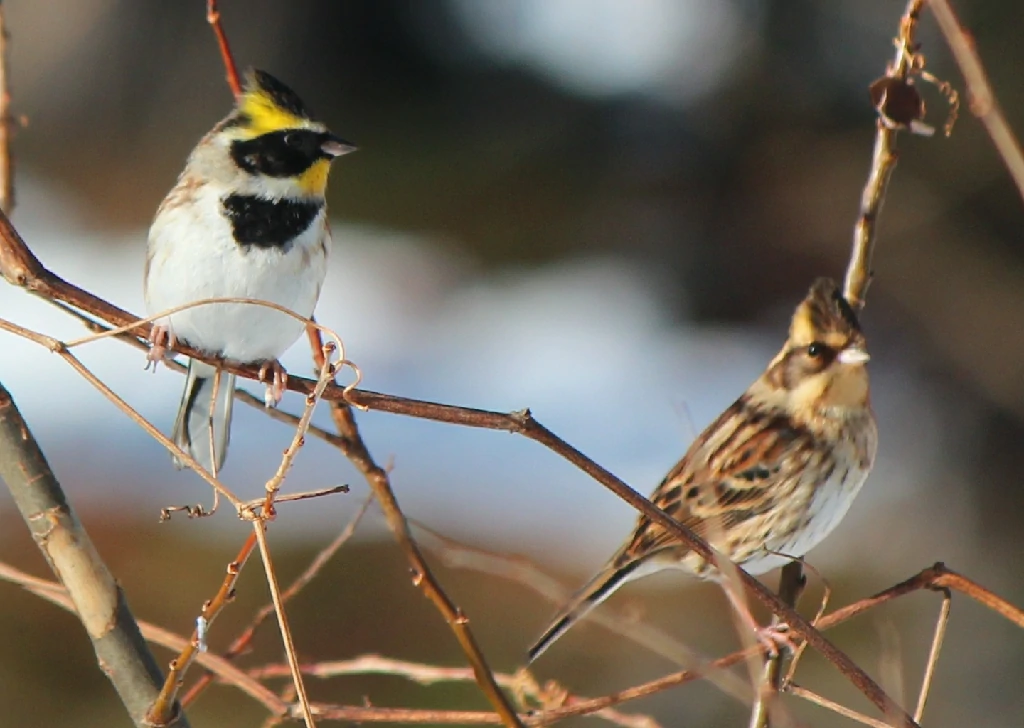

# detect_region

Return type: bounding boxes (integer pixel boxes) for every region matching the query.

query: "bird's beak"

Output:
[321,134,357,158]
[837,346,870,365]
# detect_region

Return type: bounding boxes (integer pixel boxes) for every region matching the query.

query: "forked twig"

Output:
[146,532,258,725]
[181,495,373,707]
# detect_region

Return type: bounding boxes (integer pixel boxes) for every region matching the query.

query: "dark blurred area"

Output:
[3,1,1024,726]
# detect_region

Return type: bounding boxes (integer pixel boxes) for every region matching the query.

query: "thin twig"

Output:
[0,0,13,214]
[0,382,188,728]
[253,522,317,728]
[815,562,1024,632]
[786,684,893,728]
[239,485,349,512]
[207,0,241,97]
[927,0,1024,201]
[146,533,257,725]
[255,341,339,519]
[844,0,925,310]
[913,589,950,722]
[0,314,244,513]
[253,657,660,728]
[181,494,374,707]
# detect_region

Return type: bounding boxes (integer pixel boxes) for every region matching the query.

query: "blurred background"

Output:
[1,1,1023,726]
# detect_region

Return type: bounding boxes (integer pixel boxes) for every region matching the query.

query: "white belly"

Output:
[145,184,330,363]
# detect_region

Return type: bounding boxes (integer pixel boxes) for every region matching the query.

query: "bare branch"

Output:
[146,533,257,725]
[0,560,288,715]
[253,522,317,727]
[182,494,373,707]
[928,0,1024,201]
[845,0,926,309]
[207,0,241,97]
[304,324,527,728]
[0,0,14,214]
[0,382,188,728]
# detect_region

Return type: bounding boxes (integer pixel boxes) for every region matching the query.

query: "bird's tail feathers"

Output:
[172,360,235,475]
[527,555,641,663]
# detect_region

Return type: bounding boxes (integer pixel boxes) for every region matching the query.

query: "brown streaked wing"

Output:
[619,396,818,562]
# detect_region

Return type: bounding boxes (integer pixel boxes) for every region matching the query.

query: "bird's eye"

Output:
[807,342,826,358]
[284,132,302,148]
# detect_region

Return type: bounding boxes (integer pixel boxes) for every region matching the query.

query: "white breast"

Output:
[745,418,878,575]
[144,182,330,363]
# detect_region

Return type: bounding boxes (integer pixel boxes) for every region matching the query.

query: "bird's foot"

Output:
[145,324,176,371]
[722,582,799,659]
[754,622,798,659]
[258,360,288,408]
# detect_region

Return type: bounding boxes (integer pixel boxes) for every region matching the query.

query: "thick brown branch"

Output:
[0,382,188,728]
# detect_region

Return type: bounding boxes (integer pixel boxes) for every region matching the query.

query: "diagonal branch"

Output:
[0,207,916,726]
[927,0,1024,201]
[305,326,527,728]
[0,381,189,728]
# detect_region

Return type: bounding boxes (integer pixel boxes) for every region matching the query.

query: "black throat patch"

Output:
[222,194,322,250]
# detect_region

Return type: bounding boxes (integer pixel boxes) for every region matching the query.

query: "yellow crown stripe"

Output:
[237,90,309,136]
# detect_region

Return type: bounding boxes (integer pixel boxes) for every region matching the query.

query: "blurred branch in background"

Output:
[928,0,1024,201]
[0,0,13,215]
